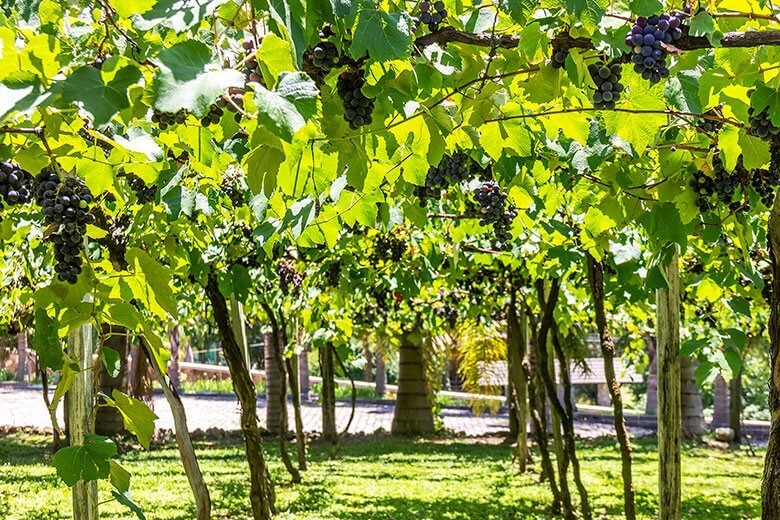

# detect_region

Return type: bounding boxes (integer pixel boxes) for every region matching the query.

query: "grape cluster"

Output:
[588,62,623,109]
[0,161,32,208]
[309,41,341,73]
[419,1,447,32]
[152,108,187,130]
[91,53,111,70]
[414,152,474,206]
[435,303,458,328]
[276,258,303,294]
[625,13,683,84]
[551,49,568,69]
[337,70,375,129]
[33,168,94,284]
[472,181,517,247]
[216,90,245,123]
[696,108,724,134]
[690,153,749,213]
[241,41,263,85]
[199,103,225,127]
[748,106,780,141]
[221,168,246,207]
[325,260,341,288]
[126,174,157,204]
[750,150,780,207]
[371,235,407,263]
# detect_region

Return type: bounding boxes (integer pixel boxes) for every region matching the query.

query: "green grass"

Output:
[0,432,762,519]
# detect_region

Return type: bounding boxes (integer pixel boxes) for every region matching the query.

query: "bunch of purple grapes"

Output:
[625,13,684,84]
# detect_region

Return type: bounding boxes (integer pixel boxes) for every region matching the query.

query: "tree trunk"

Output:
[586,254,636,520]
[712,373,729,428]
[205,275,276,519]
[320,342,337,443]
[95,325,129,436]
[168,326,181,391]
[67,320,98,520]
[363,337,373,382]
[231,297,251,370]
[15,331,27,382]
[375,347,387,398]
[645,335,658,415]
[391,323,435,435]
[263,303,300,483]
[288,352,307,471]
[507,294,530,470]
[298,337,310,400]
[729,368,742,444]
[139,337,211,520]
[681,355,707,438]
[657,250,681,520]
[532,279,590,520]
[527,349,562,514]
[543,335,573,520]
[264,331,284,435]
[762,190,780,519]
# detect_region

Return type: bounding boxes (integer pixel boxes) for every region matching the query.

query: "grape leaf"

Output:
[562,0,608,32]
[150,40,244,117]
[349,9,414,62]
[61,66,141,126]
[52,434,117,486]
[253,73,319,142]
[132,0,228,32]
[32,307,62,371]
[104,390,158,450]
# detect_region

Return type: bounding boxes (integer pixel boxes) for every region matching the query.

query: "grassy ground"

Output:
[0,432,762,519]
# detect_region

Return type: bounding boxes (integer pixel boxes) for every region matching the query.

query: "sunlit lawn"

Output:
[0,431,762,519]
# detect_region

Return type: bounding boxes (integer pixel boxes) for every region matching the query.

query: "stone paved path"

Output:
[0,386,654,438]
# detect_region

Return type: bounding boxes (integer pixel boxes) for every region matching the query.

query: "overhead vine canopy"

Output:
[0,0,779,515]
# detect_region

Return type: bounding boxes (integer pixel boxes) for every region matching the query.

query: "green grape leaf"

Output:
[126,248,178,318]
[109,460,131,492]
[102,347,122,378]
[628,0,663,16]
[151,40,244,117]
[111,490,147,520]
[750,84,780,126]
[133,0,229,32]
[0,72,50,123]
[32,307,62,371]
[562,0,608,32]
[104,390,158,450]
[253,73,319,142]
[52,434,116,486]
[689,11,715,39]
[349,9,414,62]
[61,66,141,126]
[738,133,770,170]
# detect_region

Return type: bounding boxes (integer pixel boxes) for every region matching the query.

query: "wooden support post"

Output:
[657,251,681,520]
[67,321,98,520]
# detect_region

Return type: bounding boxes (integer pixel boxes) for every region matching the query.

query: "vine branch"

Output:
[414,25,780,52]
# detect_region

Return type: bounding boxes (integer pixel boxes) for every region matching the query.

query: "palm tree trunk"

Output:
[729,369,742,444]
[375,343,386,398]
[95,325,129,436]
[205,274,276,519]
[264,331,284,435]
[712,373,729,428]
[681,355,707,438]
[15,331,27,382]
[586,254,636,520]
[762,190,780,519]
[657,250,681,520]
[391,322,434,435]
